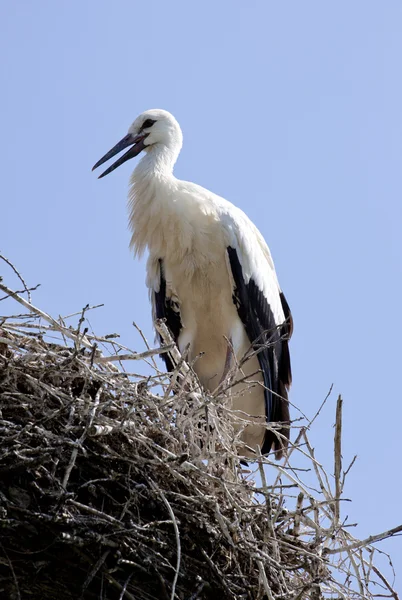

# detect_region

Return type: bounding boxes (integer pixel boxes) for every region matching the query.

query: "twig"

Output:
[0,253,34,303]
[133,320,159,370]
[0,282,93,349]
[334,395,343,525]
[257,559,274,600]
[105,575,136,600]
[94,345,175,363]
[371,565,400,600]
[62,385,103,489]
[68,499,120,524]
[80,550,110,596]
[308,383,333,428]
[148,478,181,600]
[118,574,134,600]
[62,304,104,320]
[0,542,21,600]
[323,523,402,555]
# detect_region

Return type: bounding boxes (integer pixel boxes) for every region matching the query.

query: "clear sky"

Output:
[2,0,401,588]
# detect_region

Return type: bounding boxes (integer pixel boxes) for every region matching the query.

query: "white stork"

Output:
[93,109,292,459]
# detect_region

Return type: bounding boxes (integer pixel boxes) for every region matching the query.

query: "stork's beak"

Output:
[92,132,148,179]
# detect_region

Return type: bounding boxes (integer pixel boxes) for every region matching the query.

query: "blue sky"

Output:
[2,0,402,587]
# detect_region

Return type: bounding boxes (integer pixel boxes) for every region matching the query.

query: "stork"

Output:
[93,109,292,459]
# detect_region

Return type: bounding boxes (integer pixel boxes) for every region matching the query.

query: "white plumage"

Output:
[93,109,292,459]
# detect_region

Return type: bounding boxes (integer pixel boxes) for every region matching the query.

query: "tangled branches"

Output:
[0,268,400,599]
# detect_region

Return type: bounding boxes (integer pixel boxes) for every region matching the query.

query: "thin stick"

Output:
[334,395,343,525]
[148,478,181,600]
[0,542,21,600]
[0,253,34,303]
[324,523,402,555]
[62,385,103,489]
[308,384,333,428]
[257,559,274,600]
[62,304,104,320]
[371,565,400,600]
[0,282,93,349]
[105,575,136,600]
[133,320,158,370]
[94,345,175,363]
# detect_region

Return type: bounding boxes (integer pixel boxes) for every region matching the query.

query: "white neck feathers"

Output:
[128,144,179,258]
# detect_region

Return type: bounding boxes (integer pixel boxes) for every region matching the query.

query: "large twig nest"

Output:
[0,274,400,600]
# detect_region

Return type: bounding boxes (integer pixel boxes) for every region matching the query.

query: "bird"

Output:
[92,109,292,459]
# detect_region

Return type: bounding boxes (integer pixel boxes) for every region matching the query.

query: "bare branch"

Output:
[0,252,36,303]
[334,395,343,525]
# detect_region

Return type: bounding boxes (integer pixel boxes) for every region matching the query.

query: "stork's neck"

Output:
[135,143,179,180]
[128,143,181,257]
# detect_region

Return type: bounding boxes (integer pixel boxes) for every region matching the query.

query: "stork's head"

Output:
[92,109,183,178]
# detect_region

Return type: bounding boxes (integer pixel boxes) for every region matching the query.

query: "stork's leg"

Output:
[219,337,233,385]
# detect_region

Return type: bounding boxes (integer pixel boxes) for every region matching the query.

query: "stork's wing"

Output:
[223,208,292,457]
[153,259,182,372]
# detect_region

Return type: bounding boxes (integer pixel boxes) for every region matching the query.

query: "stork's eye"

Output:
[142,119,156,130]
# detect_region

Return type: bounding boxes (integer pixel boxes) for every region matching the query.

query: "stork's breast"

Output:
[166,250,243,360]
[150,196,243,350]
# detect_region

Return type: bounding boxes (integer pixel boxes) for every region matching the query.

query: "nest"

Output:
[0,264,400,600]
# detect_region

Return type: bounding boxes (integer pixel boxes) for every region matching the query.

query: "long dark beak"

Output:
[92,133,148,179]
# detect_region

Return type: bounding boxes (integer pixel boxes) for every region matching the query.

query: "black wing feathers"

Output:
[228,246,291,458]
[279,291,292,389]
[154,259,182,372]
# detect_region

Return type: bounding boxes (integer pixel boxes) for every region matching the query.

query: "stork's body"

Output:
[93,109,292,458]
